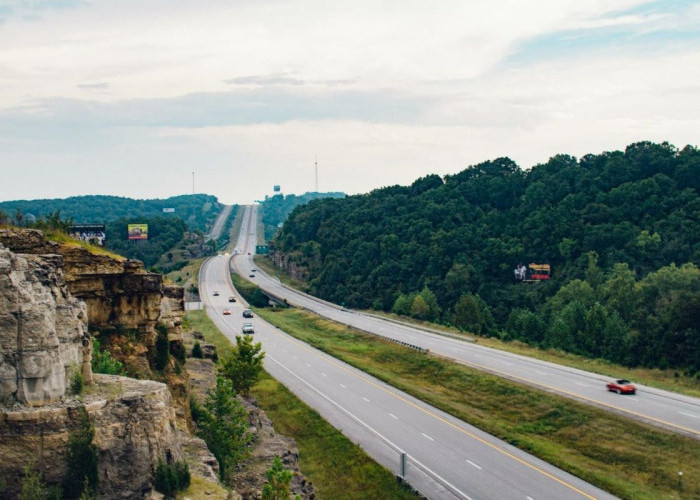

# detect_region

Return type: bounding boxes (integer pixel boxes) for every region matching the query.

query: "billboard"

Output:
[162,208,175,213]
[128,224,148,240]
[273,185,281,192]
[69,224,106,246]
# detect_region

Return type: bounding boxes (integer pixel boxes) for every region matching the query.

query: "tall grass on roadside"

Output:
[256,307,700,500]
[186,308,418,500]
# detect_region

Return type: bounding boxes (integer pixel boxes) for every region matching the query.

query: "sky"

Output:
[0,0,699,204]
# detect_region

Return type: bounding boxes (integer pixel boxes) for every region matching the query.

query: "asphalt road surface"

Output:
[205,204,232,241]
[200,254,616,500]
[232,205,700,441]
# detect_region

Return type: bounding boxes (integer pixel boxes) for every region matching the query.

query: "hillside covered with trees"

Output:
[0,194,221,233]
[272,141,700,372]
[259,192,345,241]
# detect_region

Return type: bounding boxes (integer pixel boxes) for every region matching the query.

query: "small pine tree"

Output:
[154,324,170,371]
[192,341,203,358]
[62,408,99,499]
[262,457,292,500]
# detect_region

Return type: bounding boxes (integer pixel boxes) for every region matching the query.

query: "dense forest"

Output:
[0,194,221,233]
[259,192,345,240]
[272,141,700,372]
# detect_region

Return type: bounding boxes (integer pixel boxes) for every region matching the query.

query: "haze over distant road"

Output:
[205,204,232,241]
[235,205,700,440]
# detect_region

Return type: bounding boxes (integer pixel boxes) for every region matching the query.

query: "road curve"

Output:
[234,205,700,440]
[200,254,616,500]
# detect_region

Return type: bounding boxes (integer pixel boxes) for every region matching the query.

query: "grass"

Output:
[254,307,700,500]
[253,255,310,292]
[186,308,418,499]
[250,256,700,398]
[166,257,206,288]
[367,310,700,398]
[45,230,127,261]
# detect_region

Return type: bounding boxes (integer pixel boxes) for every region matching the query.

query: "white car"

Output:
[242,323,255,334]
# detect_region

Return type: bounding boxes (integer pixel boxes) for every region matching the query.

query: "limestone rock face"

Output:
[0,229,186,355]
[0,246,89,406]
[0,375,184,499]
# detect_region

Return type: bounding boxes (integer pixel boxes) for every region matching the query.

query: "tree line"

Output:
[271,141,700,373]
[0,194,221,232]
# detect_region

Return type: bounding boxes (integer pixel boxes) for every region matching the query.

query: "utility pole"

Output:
[314,155,318,192]
[192,171,195,194]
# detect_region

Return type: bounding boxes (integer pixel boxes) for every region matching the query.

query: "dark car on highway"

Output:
[242,309,253,318]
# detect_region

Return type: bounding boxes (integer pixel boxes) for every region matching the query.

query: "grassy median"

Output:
[186,309,418,500]
[254,307,700,500]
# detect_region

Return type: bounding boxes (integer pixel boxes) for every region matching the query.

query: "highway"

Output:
[200,204,625,499]
[200,254,616,499]
[231,205,700,441]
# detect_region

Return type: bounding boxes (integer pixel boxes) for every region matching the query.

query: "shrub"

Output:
[154,459,190,498]
[154,324,170,371]
[192,341,203,358]
[62,408,98,499]
[91,337,124,375]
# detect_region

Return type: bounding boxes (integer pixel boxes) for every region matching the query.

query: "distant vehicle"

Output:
[213,291,220,296]
[249,274,255,278]
[242,309,253,318]
[247,252,251,255]
[251,268,257,272]
[228,296,236,303]
[607,379,636,395]
[242,322,255,334]
[223,309,231,315]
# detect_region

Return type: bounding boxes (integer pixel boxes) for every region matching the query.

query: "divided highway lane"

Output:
[200,254,616,500]
[235,205,700,439]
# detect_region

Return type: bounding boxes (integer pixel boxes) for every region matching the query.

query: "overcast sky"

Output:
[0,0,698,204]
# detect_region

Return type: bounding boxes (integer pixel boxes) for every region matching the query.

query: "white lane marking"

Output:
[266,353,472,500]
[527,497,534,500]
[679,411,700,419]
[306,363,311,367]
[389,413,398,420]
[466,460,481,470]
[535,371,547,376]
[574,382,588,387]
[499,360,513,366]
[340,383,347,389]
[321,372,328,377]
[422,433,434,441]
[362,397,370,403]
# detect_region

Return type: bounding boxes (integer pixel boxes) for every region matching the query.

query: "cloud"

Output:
[0,87,434,136]
[77,82,109,90]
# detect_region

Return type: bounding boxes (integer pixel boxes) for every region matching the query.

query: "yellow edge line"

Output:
[281,331,597,500]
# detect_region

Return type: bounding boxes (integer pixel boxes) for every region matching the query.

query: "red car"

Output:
[607,379,636,395]
[223,309,231,316]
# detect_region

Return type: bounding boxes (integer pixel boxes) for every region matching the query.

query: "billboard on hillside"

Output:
[162,208,175,213]
[128,224,148,240]
[69,224,106,246]
[273,185,281,192]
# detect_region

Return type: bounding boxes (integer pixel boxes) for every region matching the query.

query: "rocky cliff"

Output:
[0,229,185,376]
[0,246,90,406]
[0,231,197,498]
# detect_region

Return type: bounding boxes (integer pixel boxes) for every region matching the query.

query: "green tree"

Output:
[192,341,203,358]
[154,323,170,371]
[392,293,414,316]
[453,294,482,333]
[219,335,265,396]
[261,457,293,500]
[195,376,251,481]
[419,286,442,321]
[91,337,124,375]
[19,464,47,500]
[62,408,99,499]
[410,295,430,320]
